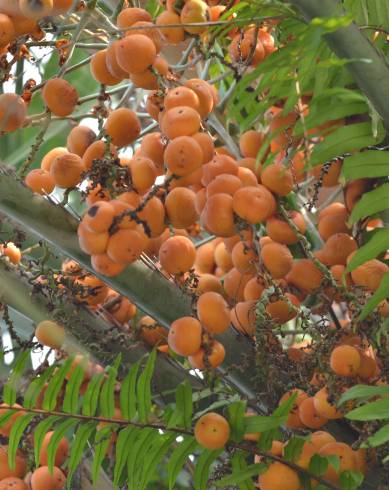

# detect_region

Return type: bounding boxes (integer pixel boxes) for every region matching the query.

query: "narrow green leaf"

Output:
[309,454,328,477]
[341,150,389,181]
[24,365,56,409]
[338,384,389,405]
[274,391,297,417]
[339,470,364,490]
[127,428,156,489]
[177,380,193,430]
[310,122,385,166]
[283,436,306,462]
[113,426,139,488]
[92,425,115,485]
[194,449,222,490]
[42,358,73,411]
[346,229,389,272]
[67,421,96,482]
[3,351,30,405]
[34,416,60,467]
[346,398,389,421]
[138,433,176,490]
[231,452,257,490]
[47,418,78,472]
[363,424,389,448]
[327,455,340,472]
[215,462,266,487]
[8,413,35,469]
[349,183,389,225]
[167,436,198,490]
[119,361,140,420]
[99,365,118,418]
[244,415,286,434]
[82,372,105,417]
[228,401,247,442]
[62,363,85,414]
[358,272,389,321]
[137,349,156,423]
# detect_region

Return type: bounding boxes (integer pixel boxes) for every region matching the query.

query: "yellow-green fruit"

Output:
[180,0,209,34]
[35,320,66,349]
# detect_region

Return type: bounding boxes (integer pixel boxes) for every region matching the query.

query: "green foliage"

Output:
[349,183,389,225]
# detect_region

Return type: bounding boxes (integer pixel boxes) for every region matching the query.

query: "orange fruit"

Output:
[168,316,202,356]
[0,93,27,132]
[201,193,235,237]
[90,49,122,85]
[116,34,156,74]
[165,187,199,228]
[161,106,201,139]
[230,300,256,335]
[0,447,26,480]
[159,236,196,274]
[261,162,293,196]
[50,152,85,188]
[232,185,276,224]
[299,397,328,429]
[156,10,184,44]
[39,431,69,467]
[25,169,55,195]
[188,340,225,369]
[165,135,203,176]
[279,389,308,429]
[330,345,361,377]
[104,108,141,147]
[266,293,300,323]
[239,130,264,158]
[261,242,293,279]
[319,442,356,484]
[42,78,78,116]
[30,466,66,490]
[194,412,230,450]
[266,211,306,245]
[313,387,343,420]
[197,291,230,334]
[286,259,324,293]
[258,462,300,490]
[35,320,65,349]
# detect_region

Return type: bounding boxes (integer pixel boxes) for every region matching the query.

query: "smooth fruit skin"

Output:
[30,466,66,490]
[298,397,328,429]
[25,169,55,195]
[42,78,78,117]
[116,34,156,74]
[194,412,230,449]
[164,136,203,176]
[159,236,196,275]
[90,49,123,85]
[0,93,27,132]
[0,447,27,480]
[50,152,85,188]
[188,340,225,369]
[39,431,69,467]
[161,106,201,139]
[258,462,300,490]
[232,185,276,224]
[0,477,28,490]
[197,292,230,334]
[104,108,141,147]
[319,442,356,484]
[67,125,96,157]
[0,13,15,47]
[35,320,66,349]
[168,316,202,356]
[330,344,361,377]
[116,7,151,28]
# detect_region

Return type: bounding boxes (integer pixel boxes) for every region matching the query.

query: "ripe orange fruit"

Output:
[201,193,235,237]
[310,430,336,451]
[261,162,293,196]
[229,29,265,66]
[0,403,23,437]
[0,478,28,490]
[266,211,306,245]
[117,7,151,28]
[50,152,85,188]
[196,273,223,295]
[25,168,55,195]
[232,185,276,224]
[330,345,361,377]
[0,93,27,132]
[266,293,300,323]
[165,187,199,228]
[90,49,122,85]
[344,179,370,212]
[78,223,109,255]
[116,34,156,74]
[19,0,53,19]
[130,55,169,90]
[214,241,233,271]
[165,135,203,176]
[223,268,253,302]
[161,106,201,139]
[188,340,225,369]
[243,276,265,301]
[129,156,157,193]
[168,316,202,356]
[140,132,165,169]
[206,173,242,198]
[139,316,167,346]
[201,154,238,186]
[231,241,257,274]
[159,236,196,274]
[106,41,128,79]
[197,291,230,334]
[39,431,69,467]
[239,130,264,158]
[261,242,293,279]
[125,20,163,52]
[156,10,185,44]
[42,78,78,117]
[0,447,26,480]
[67,125,96,157]
[238,157,261,180]
[237,166,258,186]
[350,258,389,291]
[138,195,166,238]
[258,462,300,490]
[313,387,342,420]
[83,201,115,233]
[184,79,214,118]
[30,466,66,490]
[192,132,215,164]
[35,320,65,349]
[0,14,14,47]
[230,300,256,335]
[104,108,141,147]
[320,233,358,266]
[82,140,117,171]
[91,253,126,277]
[286,259,324,293]
[311,159,342,187]
[299,397,328,429]
[180,0,209,34]
[107,228,148,264]
[194,412,230,449]
[319,442,356,484]
[279,389,308,429]
[165,86,200,112]
[41,147,68,172]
